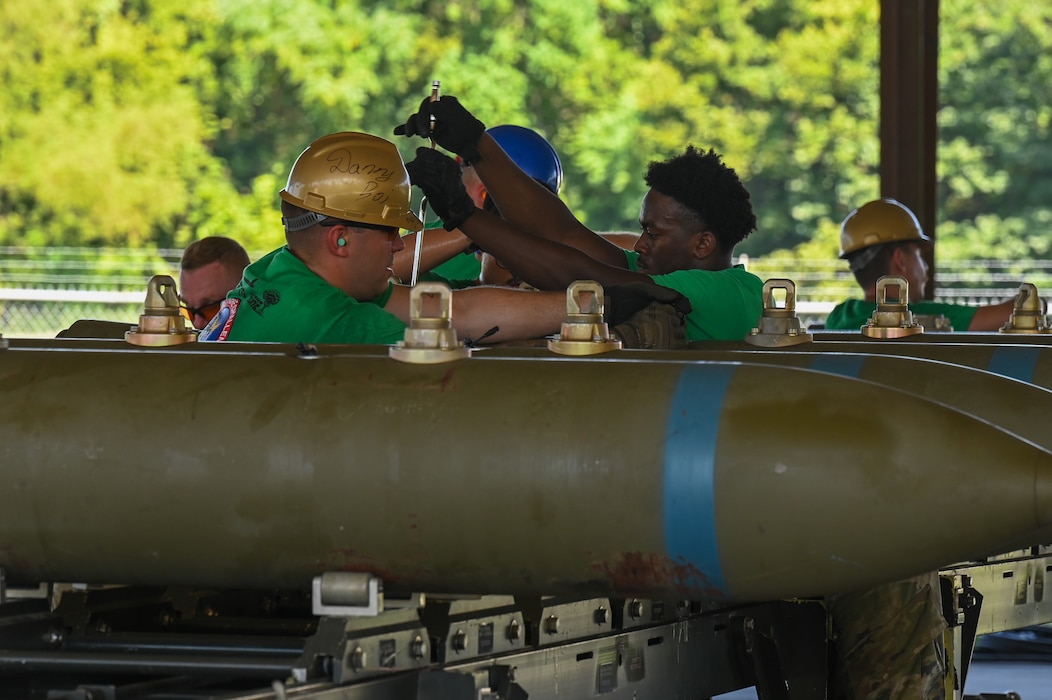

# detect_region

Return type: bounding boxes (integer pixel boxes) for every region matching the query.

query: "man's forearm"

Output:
[450,287,565,343]
[471,135,575,240]
[385,284,563,344]
[460,211,642,291]
[391,228,474,282]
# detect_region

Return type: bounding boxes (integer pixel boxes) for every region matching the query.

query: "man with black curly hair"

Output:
[395,96,762,341]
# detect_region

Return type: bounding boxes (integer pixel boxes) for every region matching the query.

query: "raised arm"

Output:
[460,208,648,290]
[394,95,628,267]
[470,134,628,266]
[404,147,649,290]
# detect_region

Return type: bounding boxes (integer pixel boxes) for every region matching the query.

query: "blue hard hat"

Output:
[486,125,563,194]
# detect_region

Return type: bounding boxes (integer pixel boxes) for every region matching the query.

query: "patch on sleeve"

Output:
[198,298,239,341]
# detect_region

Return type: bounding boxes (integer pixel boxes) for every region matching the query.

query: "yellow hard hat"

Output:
[839,198,930,259]
[280,132,423,232]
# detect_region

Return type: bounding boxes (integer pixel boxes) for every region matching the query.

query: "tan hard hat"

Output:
[280,132,422,232]
[839,198,930,260]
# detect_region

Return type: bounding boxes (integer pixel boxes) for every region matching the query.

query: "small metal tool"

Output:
[411,80,441,287]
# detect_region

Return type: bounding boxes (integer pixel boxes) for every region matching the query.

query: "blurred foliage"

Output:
[0,0,1049,268]
[936,0,1052,262]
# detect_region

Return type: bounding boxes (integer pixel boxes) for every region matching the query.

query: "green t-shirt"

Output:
[824,299,979,332]
[202,246,407,345]
[426,252,481,283]
[624,251,764,341]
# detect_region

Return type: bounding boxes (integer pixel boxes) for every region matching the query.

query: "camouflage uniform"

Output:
[612,300,690,350]
[826,571,948,700]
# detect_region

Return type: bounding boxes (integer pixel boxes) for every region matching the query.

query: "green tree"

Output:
[0,0,222,247]
[936,0,1052,262]
[5,0,1052,272]
[622,0,881,255]
[363,0,648,228]
[0,0,888,255]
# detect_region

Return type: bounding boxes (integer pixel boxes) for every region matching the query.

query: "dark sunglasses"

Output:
[179,298,224,322]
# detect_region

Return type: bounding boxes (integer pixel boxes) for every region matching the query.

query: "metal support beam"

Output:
[880,0,939,298]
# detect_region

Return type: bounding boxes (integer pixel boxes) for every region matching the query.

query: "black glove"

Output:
[405,148,477,232]
[393,96,486,164]
[604,282,692,327]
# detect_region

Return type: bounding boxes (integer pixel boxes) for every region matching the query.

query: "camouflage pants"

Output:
[611,301,689,350]
[826,572,948,700]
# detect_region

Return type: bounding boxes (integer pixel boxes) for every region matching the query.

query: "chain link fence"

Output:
[1,297,143,338]
[3,247,1052,338]
[0,247,184,338]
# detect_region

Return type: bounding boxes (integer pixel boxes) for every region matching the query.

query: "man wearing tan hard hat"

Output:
[825,198,1016,331]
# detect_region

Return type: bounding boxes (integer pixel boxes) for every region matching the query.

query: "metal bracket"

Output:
[746,278,813,347]
[125,275,196,346]
[861,275,924,338]
[548,280,622,355]
[0,569,52,606]
[312,572,383,617]
[389,282,472,363]
[1000,282,1051,334]
[941,573,983,695]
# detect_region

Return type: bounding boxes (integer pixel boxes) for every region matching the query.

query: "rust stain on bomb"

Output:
[595,552,725,599]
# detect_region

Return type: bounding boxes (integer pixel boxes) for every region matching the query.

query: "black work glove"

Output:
[393,96,486,164]
[604,282,693,327]
[405,148,478,232]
